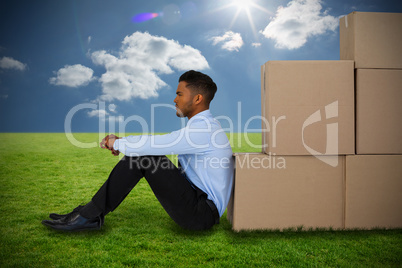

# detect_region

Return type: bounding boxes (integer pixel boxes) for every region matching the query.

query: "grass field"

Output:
[0,133,401,267]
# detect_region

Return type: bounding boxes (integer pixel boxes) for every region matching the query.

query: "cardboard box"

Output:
[345,155,402,229]
[227,153,345,231]
[340,12,402,69]
[356,69,402,154]
[261,61,354,156]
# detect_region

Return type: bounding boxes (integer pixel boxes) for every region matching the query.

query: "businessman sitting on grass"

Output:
[42,70,234,231]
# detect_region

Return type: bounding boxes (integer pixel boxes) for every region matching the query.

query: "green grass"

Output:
[0,133,401,267]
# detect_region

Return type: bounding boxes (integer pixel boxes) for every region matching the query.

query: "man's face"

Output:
[174,81,195,118]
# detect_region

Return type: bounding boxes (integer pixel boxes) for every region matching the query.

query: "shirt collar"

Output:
[187,109,212,124]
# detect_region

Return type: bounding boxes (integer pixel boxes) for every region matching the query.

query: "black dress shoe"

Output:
[42,211,104,232]
[49,205,84,221]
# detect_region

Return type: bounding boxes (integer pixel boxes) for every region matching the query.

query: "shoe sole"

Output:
[42,220,102,232]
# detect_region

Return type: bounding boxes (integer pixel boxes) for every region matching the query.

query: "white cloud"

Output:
[49,64,95,87]
[87,109,108,118]
[260,0,338,49]
[88,36,92,44]
[87,108,124,123]
[252,42,262,48]
[91,31,209,101]
[0,56,27,71]
[210,31,244,52]
[108,103,117,112]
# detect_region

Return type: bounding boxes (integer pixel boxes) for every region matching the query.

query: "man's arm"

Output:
[111,116,224,157]
[113,127,211,157]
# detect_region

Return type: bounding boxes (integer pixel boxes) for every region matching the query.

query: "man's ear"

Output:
[193,94,203,105]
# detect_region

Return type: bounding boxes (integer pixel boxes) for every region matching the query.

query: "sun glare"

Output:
[233,0,252,11]
[210,0,273,39]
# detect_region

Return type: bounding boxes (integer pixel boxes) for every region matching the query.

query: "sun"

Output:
[233,0,252,11]
[210,0,273,38]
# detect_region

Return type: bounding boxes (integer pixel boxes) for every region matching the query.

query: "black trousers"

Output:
[91,156,219,230]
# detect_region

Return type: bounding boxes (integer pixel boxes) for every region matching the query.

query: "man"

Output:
[42,70,234,231]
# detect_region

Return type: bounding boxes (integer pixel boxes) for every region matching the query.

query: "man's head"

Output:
[174,70,217,119]
[179,70,217,104]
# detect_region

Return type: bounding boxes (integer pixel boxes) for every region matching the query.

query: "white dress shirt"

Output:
[113,110,234,216]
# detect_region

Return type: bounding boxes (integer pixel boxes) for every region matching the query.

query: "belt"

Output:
[205,199,220,225]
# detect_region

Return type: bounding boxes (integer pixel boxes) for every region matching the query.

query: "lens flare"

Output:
[132,13,160,23]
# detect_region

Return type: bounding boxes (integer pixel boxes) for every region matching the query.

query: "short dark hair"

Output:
[179,70,217,104]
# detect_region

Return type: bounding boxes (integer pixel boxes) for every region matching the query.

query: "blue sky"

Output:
[1,0,401,133]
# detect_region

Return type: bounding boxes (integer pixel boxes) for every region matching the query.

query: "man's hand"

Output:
[100,134,120,156]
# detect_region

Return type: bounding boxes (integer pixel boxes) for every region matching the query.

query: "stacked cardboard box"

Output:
[260,60,355,156]
[345,155,402,229]
[354,69,402,154]
[339,12,402,69]
[227,154,346,231]
[227,12,402,231]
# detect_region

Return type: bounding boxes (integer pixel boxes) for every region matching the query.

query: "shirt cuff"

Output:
[113,139,121,151]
